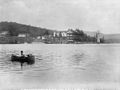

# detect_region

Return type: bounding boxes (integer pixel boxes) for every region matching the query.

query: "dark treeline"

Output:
[0,21,53,37]
[0,21,54,44]
[69,29,96,43]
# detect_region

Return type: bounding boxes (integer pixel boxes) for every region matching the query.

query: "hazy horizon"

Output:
[0,0,120,34]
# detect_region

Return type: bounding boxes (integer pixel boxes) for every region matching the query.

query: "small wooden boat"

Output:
[11,54,35,65]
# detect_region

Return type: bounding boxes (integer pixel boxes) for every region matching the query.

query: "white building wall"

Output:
[18,34,26,37]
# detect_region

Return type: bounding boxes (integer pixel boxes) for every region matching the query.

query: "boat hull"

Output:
[11,54,35,65]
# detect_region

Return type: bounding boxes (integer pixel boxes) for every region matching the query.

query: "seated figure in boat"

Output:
[21,51,25,57]
[11,50,35,66]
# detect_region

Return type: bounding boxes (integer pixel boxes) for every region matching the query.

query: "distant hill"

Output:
[103,34,120,43]
[84,31,120,43]
[85,31,120,43]
[0,21,53,37]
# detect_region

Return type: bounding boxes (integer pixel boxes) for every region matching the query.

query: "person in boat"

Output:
[21,51,25,57]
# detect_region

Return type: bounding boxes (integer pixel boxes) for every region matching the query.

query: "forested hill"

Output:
[0,21,53,37]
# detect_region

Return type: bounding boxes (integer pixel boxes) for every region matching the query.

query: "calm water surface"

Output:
[0,44,120,89]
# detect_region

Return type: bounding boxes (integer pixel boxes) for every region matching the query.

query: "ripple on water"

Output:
[0,44,120,85]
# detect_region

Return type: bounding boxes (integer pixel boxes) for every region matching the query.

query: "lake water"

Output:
[0,44,120,89]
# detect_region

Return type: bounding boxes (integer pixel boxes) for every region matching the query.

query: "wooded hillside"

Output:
[0,22,53,37]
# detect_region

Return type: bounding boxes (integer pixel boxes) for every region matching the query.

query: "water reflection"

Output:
[0,44,120,89]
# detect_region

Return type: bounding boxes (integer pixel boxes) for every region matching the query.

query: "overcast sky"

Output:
[0,0,120,34]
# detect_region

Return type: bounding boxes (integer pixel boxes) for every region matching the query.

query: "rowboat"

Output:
[11,54,35,65]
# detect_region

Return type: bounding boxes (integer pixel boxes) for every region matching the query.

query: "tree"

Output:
[8,24,18,36]
[44,30,49,36]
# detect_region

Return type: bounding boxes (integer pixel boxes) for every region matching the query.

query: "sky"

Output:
[0,0,120,34]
